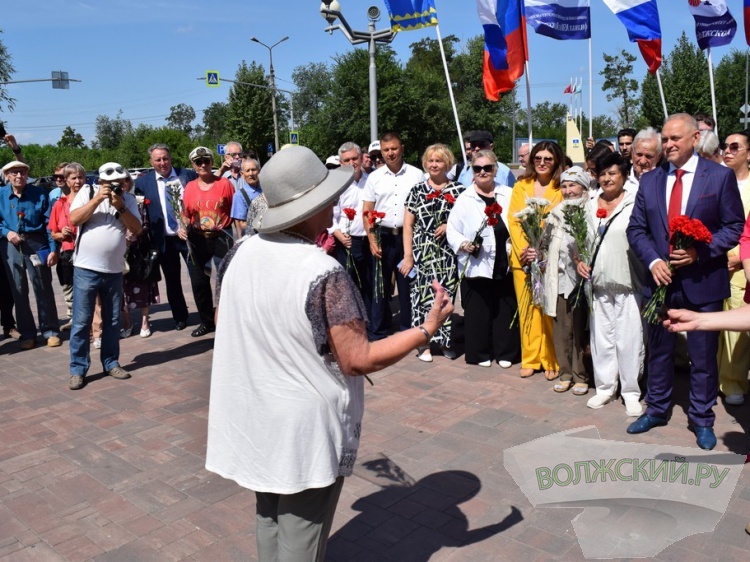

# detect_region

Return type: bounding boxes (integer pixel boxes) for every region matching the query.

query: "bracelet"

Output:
[418,325,431,343]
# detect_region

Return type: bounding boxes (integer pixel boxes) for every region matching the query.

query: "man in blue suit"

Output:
[626,113,745,450]
[134,144,197,331]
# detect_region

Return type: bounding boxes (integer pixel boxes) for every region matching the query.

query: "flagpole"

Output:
[655,68,668,121]
[433,23,466,166]
[525,61,533,146]
[588,38,593,138]
[707,46,719,137]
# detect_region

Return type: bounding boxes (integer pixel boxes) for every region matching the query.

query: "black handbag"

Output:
[125,229,161,283]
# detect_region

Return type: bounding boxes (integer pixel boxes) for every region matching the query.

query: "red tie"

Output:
[668,169,685,223]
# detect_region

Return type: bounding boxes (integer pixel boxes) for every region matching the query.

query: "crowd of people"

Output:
[4,111,750,558]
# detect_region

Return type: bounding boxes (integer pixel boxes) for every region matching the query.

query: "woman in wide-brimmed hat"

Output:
[205,146,453,562]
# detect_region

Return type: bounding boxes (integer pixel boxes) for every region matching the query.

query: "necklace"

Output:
[280,229,315,245]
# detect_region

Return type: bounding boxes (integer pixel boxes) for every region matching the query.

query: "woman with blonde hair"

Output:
[401,143,464,361]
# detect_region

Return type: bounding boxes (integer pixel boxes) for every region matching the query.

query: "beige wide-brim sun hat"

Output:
[254,145,354,233]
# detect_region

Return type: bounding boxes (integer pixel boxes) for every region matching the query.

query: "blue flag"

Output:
[688,0,737,50]
[525,0,590,40]
[383,0,438,32]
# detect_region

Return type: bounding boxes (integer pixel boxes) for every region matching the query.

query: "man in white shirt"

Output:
[216,141,244,191]
[363,132,423,340]
[331,142,371,313]
[68,163,142,390]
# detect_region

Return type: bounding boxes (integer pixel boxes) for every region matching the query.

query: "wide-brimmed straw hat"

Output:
[254,145,354,233]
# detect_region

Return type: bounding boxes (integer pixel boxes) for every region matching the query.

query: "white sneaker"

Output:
[93,338,102,349]
[418,348,433,362]
[624,398,643,417]
[725,393,745,405]
[587,394,613,409]
[498,360,512,369]
[478,360,492,368]
[140,328,151,338]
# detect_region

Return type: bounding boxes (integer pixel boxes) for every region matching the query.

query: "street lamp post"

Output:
[250,36,288,153]
[319,1,396,143]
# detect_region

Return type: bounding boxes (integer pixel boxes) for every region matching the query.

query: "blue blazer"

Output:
[134,168,197,253]
[626,157,744,305]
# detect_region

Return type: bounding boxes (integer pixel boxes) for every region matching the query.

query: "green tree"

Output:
[166,103,196,136]
[291,62,332,127]
[639,32,711,128]
[0,30,16,112]
[714,50,748,137]
[92,110,133,151]
[200,102,229,143]
[225,61,277,161]
[58,126,85,149]
[600,50,639,127]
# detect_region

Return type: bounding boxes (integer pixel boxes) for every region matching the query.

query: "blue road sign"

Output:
[290,131,299,145]
[206,71,220,87]
[217,144,226,156]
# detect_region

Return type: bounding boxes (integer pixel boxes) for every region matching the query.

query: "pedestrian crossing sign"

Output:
[206,71,220,87]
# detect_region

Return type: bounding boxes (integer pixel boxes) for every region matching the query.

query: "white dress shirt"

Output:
[666,153,699,215]
[362,162,423,228]
[330,172,368,237]
[156,167,182,237]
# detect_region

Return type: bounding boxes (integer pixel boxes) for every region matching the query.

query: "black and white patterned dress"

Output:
[405,180,464,346]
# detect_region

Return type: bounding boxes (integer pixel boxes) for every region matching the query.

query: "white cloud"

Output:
[176,24,194,34]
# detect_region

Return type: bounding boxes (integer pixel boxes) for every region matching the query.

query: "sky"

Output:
[0,1,745,149]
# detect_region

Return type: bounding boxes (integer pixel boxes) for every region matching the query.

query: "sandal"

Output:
[554,380,572,393]
[544,370,560,381]
[520,368,535,378]
[572,383,589,396]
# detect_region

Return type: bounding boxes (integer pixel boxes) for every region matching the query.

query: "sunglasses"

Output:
[720,142,747,153]
[193,158,212,166]
[53,174,65,181]
[472,164,494,174]
[226,152,243,158]
[102,166,124,176]
[534,156,555,164]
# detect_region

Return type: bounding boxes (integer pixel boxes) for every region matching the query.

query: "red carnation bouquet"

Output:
[341,207,360,286]
[459,202,503,282]
[642,215,713,324]
[364,209,387,301]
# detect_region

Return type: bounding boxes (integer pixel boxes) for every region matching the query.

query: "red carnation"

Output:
[343,207,357,221]
[144,198,151,206]
[596,208,607,219]
[17,211,25,219]
[487,216,499,227]
[373,211,386,220]
[484,202,502,217]
[363,210,370,218]
[443,193,456,205]
[426,190,440,201]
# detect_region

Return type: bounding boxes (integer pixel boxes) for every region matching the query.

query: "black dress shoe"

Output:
[175,321,187,331]
[191,323,215,337]
[627,414,668,434]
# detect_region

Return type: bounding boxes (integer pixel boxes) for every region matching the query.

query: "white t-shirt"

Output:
[71,186,141,274]
[206,233,367,494]
[362,162,423,228]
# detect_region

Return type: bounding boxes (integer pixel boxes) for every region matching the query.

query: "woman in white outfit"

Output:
[577,152,645,416]
[446,150,520,368]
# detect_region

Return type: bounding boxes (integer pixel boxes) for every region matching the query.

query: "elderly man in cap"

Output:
[67,162,142,390]
[0,160,60,349]
[458,131,517,188]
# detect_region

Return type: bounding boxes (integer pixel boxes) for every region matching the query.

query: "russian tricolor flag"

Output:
[476,0,529,101]
[603,0,662,74]
[746,0,750,45]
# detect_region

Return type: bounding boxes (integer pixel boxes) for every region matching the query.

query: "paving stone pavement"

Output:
[0,273,749,561]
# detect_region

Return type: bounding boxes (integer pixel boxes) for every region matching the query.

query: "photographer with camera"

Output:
[67,162,141,390]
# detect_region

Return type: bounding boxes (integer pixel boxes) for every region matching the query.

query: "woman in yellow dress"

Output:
[508,141,564,379]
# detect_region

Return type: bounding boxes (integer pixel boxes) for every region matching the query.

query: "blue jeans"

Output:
[69,267,123,375]
[0,238,59,340]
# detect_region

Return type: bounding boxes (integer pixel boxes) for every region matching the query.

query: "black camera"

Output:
[111,182,123,196]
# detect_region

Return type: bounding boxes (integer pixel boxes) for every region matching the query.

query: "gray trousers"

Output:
[255,477,344,562]
[553,294,588,383]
